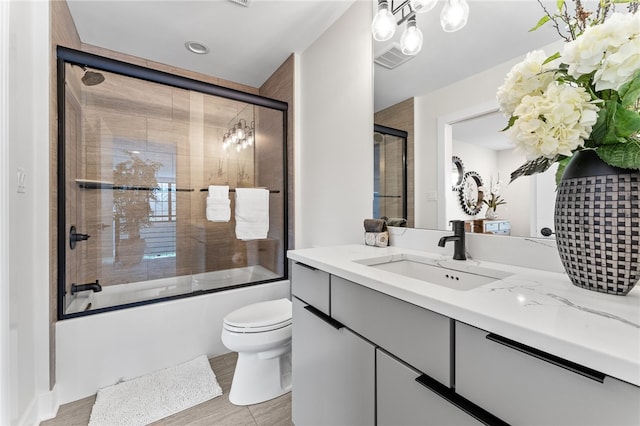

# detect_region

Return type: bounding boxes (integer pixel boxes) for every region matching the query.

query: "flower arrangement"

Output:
[497,0,640,183]
[482,174,506,216]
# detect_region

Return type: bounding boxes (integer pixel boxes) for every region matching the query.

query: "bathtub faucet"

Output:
[71,280,102,295]
[438,220,466,260]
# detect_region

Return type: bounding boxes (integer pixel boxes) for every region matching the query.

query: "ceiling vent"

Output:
[374,44,415,69]
[228,0,252,6]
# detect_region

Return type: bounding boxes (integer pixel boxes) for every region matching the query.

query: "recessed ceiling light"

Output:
[185,41,209,55]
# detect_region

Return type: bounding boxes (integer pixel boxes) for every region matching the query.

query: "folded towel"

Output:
[206,186,230,222]
[209,185,229,198]
[364,219,387,233]
[235,188,269,240]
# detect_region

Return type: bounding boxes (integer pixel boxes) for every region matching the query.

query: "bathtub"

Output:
[56,278,290,404]
[65,265,280,314]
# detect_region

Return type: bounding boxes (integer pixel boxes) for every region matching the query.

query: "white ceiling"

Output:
[66,0,565,147]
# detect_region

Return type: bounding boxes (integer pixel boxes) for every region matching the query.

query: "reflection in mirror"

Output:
[373,124,408,227]
[451,156,465,191]
[458,171,484,216]
[440,106,557,237]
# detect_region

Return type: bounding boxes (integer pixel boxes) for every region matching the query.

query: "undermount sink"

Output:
[355,253,513,291]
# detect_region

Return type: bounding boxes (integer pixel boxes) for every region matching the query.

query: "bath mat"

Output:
[88,355,222,426]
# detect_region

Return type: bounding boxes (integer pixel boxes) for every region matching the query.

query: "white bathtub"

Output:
[56,278,290,404]
[66,265,280,314]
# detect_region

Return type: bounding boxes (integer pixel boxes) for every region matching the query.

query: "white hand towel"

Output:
[235,188,269,240]
[209,185,228,198]
[206,186,230,222]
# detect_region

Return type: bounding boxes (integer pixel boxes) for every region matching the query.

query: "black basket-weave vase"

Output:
[554,150,639,295]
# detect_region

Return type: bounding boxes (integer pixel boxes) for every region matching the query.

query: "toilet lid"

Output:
[223,298,292,333]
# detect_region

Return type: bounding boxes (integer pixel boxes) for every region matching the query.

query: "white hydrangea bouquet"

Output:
[497,0,640,183]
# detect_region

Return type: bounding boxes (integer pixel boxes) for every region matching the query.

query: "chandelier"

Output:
[222,118,255,152]
[372,0,470,55]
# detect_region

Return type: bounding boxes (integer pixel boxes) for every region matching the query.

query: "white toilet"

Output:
[221,298,292,406]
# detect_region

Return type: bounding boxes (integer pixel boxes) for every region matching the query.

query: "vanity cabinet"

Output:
[377,349,483,426]
[455,322,640,425]
[291,262,330,314]
[291,293,375,425]
[331,275,452,386]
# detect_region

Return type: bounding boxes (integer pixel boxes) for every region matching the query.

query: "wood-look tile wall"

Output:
[259,54,295,257]
[375,98,415,228]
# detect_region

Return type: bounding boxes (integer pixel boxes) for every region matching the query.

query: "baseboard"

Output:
[17,385,59,425]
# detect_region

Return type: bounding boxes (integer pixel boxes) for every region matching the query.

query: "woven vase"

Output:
[554,150,640,295]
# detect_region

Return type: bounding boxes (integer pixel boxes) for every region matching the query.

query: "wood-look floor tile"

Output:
[41,352,291,426]
[40,395,95,426]
[248,393,293,426]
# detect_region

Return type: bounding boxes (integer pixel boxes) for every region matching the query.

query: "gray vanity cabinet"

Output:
[377,349,482,426]
[331,275,452,386]
[291,262,331,314]
[455,322,640,425]
[291,266,375,426]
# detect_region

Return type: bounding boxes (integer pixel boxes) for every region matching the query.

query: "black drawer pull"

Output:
[295,261,318,271]
[486,333,606,383]
[303,305,345,330]
[415,374,509,426]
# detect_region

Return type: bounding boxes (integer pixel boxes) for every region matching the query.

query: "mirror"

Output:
[373,1,560,235]
[451,156,465,191]
[458,171,484,216]
[439,105,557,237]
[373,124,408,226]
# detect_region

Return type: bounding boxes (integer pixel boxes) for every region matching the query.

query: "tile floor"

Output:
[41,352,293,426]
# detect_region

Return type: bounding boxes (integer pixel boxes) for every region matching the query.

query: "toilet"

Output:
[221,298,292,406]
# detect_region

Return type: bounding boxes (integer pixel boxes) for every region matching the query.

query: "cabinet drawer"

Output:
[292,298,375,426]
[456,322,640,425]
[331,276,451,386]
[291,262,330,314]
[377,350,484,426]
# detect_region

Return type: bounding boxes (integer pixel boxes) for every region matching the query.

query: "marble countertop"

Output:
[288,244,640,386]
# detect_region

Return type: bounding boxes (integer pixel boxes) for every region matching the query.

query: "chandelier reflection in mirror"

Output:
[222,118,255,152]
[372,0,469,55]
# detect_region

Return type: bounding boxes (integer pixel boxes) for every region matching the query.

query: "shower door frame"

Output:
[373,123,408,222]
[56,46,289,320]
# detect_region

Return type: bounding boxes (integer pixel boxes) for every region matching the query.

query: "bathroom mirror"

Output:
[373,1,560,237]
[451,156,464,191]
[458,171,484,216]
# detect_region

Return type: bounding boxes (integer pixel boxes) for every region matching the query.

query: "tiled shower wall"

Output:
[64,65,284,298]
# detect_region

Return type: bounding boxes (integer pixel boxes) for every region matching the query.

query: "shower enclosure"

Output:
[373,124,407,225]
[57,47,288,319]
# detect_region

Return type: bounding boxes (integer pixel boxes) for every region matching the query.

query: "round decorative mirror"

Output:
[451,156,465,191]
[458,171,484,216]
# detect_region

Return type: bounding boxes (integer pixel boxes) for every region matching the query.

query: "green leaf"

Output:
[596,141,640,170]
[613,106,640,138]
[529,15,550,32]
[555,156,572,186]
[617,69,640,108]
[542,52,561,66]
[556,0,565,10]
[510,156,558,183]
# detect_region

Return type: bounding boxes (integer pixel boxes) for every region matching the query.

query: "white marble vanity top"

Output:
[288,244,640,386]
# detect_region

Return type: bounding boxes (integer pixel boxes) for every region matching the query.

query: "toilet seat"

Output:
[223,298,292,333]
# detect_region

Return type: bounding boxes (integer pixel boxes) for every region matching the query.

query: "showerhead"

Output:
[81,70,105,86]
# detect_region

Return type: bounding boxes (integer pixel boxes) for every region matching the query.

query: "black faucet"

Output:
[71,280,102,295]
[438,220,466,260]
